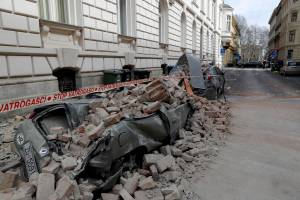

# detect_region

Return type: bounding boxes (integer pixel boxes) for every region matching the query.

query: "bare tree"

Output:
[235,15,269,62]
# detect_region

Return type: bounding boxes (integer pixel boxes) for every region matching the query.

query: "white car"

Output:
[280,61,300,76]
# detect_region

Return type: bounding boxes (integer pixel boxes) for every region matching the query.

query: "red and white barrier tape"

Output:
[0,78,154,113]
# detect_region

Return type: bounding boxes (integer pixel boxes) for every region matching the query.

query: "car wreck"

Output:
[14,78,192,193]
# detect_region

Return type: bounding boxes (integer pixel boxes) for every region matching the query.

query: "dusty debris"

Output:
[0,69,231,200]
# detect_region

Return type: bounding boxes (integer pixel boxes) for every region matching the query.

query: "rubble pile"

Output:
[0,75,230,200]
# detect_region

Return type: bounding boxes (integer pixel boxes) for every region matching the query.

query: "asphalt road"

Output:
[192,68,300,200]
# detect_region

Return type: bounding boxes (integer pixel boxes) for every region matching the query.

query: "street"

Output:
[192,69,300,200]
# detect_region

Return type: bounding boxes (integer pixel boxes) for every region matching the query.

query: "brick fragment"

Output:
[54,176,75,199]
[134,191,149,200]
[50,127,64,135]
[0,171,17,191]
[149,165,159,181]
[156,155,174,173]
[138,169,151,177]
[124,173,140,195]
[187,148,201,156]
[36,173,55,200]
[101,193,119,200]
[95,108,109,120]
[57,134,72,143]
[11,183,35,200]
[181,153,194,162]
[86,122,105,140]
[42,160,60,174]
[106,107,121,113]
[103,112,123,127]
[160,145,171,156]
[143,154,164,167]
[119,189,135,200]
[143,101,161,114]
[138,176,156,190]
[171,147,183,157]
[78,135,91,147]
[61,157,77,171]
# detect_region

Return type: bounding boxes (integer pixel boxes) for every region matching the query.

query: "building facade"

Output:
[268,0,300,63]
[220,4,240,66]
[0,0,224,101]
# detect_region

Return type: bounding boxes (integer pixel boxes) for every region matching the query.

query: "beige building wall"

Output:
[268,0,300,62]
[0,0,224,101]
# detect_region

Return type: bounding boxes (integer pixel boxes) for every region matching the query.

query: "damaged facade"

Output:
[0,0,225,102]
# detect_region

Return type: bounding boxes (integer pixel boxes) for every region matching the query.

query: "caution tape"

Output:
[0,78,154,113]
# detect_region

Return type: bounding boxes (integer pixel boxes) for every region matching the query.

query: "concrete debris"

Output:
[0,72,231,200]
[138,176,156,190]
[101,193,119,200]
[119,188,135,200]
[124,172,140,195]
[36,173,55,200]
[61,157,77,171]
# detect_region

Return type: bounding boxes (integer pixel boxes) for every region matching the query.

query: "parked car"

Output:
[280,61,300,76]
[202,66,225,100]
[14,98,191,192]
[243,61,264,68]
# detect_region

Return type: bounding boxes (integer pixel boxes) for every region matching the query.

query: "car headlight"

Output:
[39,147,49,157]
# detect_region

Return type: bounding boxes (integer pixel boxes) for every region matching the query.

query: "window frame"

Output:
[118,0,136,37]
[291,11,298,22]
[159,0,169,45]
[289,30,296,42]
[39,0,82,26]
[181,12,187,48]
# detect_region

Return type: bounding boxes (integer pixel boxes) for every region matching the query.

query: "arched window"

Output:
[192,21,197,51]
[181,13,187,48]
[118,0,136,36]
[206,31,209,54]
[159,0,169,44]
[200,26,203,58]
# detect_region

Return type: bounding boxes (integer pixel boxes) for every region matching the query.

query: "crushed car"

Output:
[14,78,192,194]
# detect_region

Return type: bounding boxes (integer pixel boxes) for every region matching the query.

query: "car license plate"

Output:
[23,142,38,177]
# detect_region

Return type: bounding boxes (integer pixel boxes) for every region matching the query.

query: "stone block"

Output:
[2,12,28,31]
[42,160,60,174]
[119,189,135,200]
[0,29,17,46]
[143,154,164,167]
[103,112,123,127]
[0,171,17,191]
[149,165,159,181]
[54,176,75,200]
[156,155,174,173]
[101,193,119,200]
[124,173,140,195]
[87,122,106,140]
[36,173,55,200]
[138,176,156,190]
[61,157,77,171]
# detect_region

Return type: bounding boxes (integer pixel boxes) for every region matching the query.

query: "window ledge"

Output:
[40,19,83,49]
[118,34,136,43]
[159,43,169,48]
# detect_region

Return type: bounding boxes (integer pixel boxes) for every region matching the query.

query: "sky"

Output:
[224,0,281,27]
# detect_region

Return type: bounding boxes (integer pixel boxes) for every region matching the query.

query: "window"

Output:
[39,0,82,26]
[226,15,231,32]
[181,13,187,48]
[291,11,298,22]
[159,0,169,44]
[192,21,197,51]
[118,0,136,36]
[287,49,293,59]
[200,27,203,58]
[293,0,298,3]
[206,31,209,53]
[201,0,204,11]
[289,30,296,42]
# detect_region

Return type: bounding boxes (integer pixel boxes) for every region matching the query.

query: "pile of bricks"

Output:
[0,76,230,200]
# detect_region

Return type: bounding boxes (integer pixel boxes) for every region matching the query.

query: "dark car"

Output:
[243,61,264,68]
[202,66,225,100]
[14,98,191,192]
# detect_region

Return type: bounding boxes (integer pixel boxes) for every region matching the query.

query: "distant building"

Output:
[221,4,241,67]
[268,0,300,63]
[0,0,225,102]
